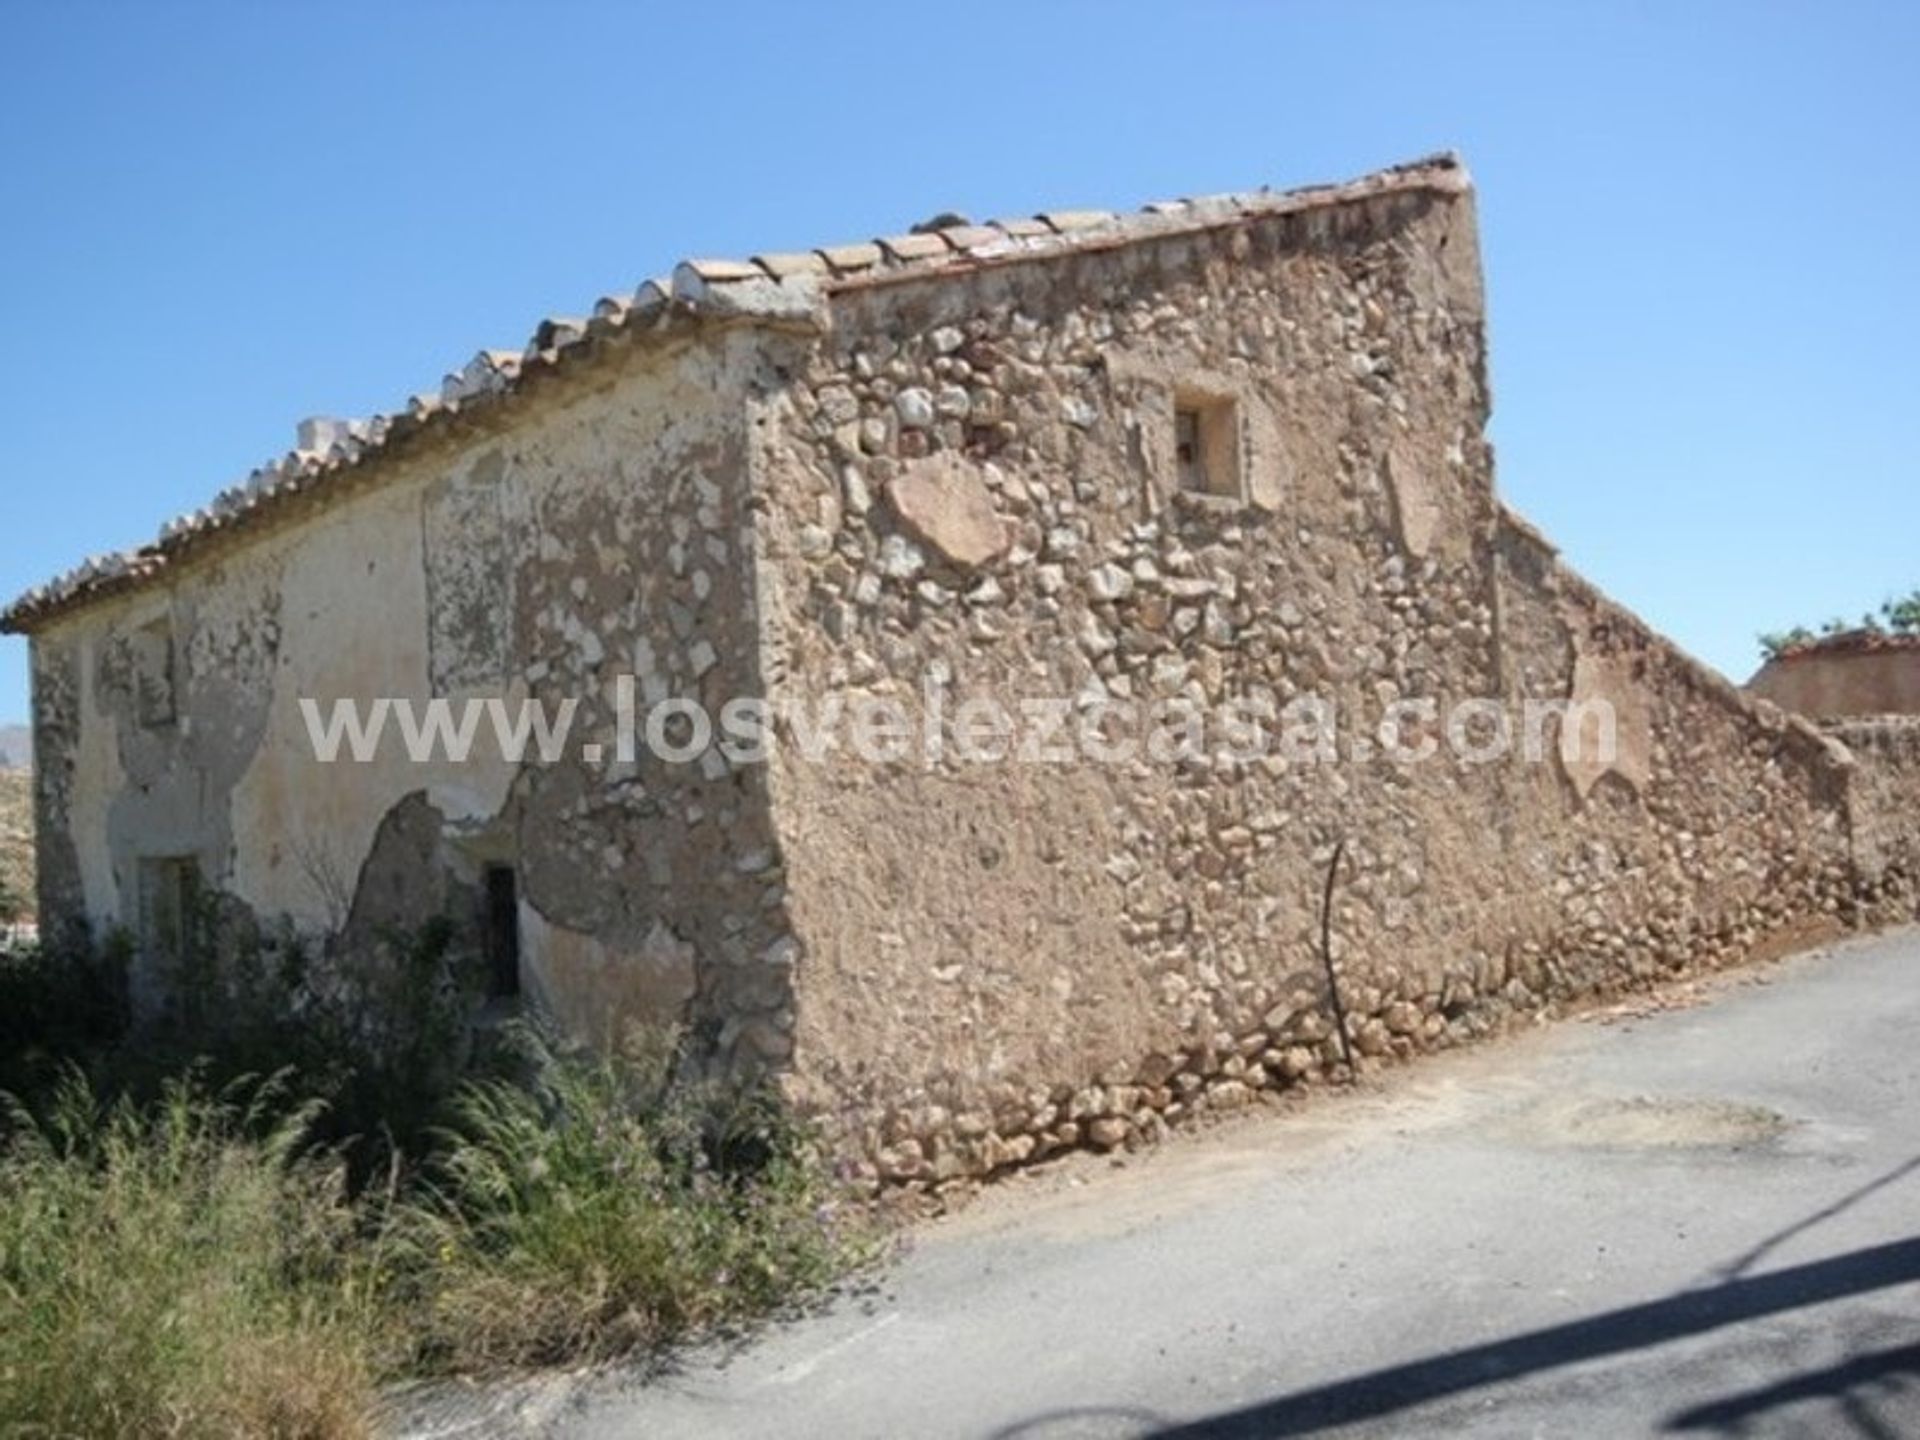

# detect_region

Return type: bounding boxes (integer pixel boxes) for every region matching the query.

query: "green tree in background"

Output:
[1759,587,1920,661]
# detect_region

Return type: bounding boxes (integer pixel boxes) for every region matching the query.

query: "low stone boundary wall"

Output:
[1832,717,1920,914]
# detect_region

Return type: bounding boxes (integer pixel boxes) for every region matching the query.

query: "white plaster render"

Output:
[228,473,518,929]
[28,329,783,1066]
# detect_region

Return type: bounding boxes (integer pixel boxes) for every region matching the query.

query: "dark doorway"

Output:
[483,864,521,998]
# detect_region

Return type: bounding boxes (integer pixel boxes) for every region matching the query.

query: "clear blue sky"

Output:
[2,2,1915,723]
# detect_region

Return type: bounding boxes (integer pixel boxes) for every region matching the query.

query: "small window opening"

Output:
[1175,408,1203,491]
[1174,394,1241,498]
[483,864,521,998]
[132,617,176,728]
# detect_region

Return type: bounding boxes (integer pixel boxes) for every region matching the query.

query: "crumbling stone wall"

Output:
[1828,716,1920,910]
[750,179,1887,1188]
[26,329,794,1072]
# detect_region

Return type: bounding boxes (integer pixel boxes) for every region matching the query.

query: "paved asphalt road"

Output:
[397,926,1920,1439]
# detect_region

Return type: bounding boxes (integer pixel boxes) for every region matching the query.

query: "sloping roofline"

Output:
[2,153,1469,634]
[1760,629,1920,664]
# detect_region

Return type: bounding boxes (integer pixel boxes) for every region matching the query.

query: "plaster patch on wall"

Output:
[1561,650,1654,801]
[424,448,512,696]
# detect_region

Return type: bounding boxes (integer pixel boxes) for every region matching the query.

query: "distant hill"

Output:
[0,768,30,922]
[0,724,28,771]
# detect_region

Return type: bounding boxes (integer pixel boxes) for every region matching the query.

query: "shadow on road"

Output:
[991,1406,1175,1438]
[1707,1153,1920,1284]
[1662,1340,1920,1437]
[1122,1236,1920,1439]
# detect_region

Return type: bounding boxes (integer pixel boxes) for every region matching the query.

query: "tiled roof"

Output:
[1,153,1469,633]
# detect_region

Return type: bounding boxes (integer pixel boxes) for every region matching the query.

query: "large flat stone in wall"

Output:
[1387,443,1442,559]
[887,454,1009,569]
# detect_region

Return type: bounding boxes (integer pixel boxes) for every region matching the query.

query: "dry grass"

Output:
[0,1026,866,1436]
[404,1031,868,1373]
[0,767,31,922]
[0,1070,389,1440]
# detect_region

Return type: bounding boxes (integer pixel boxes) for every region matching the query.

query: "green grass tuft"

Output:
[403,1028,867,1371]
[0,1067,389,1439]
[0,1028,870,1435]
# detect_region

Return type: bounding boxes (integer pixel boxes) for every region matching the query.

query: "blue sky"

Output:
[1,2,1914,722]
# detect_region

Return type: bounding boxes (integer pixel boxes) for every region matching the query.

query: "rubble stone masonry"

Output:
[749,173,1915,1187]
[13,158,1918,1191]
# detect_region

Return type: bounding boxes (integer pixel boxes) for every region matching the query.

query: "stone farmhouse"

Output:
[8,155,1918,1187]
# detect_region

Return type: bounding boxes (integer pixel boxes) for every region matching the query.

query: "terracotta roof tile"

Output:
[530,316,588,353]
[815,241,884,275]
[1038,209,1115,233]
[937,224,1004,252]
[2,152,1469,631]
[876,232,951,263]
[752,251,829,280]
[680,257,764,283]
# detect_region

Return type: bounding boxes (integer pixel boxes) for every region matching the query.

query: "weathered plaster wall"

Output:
[751,183,1884,1188]
[1749,643,1920,719]
[29,330,794,1067]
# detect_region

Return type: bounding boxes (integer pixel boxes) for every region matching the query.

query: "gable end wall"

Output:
[749,183,1910,1188]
